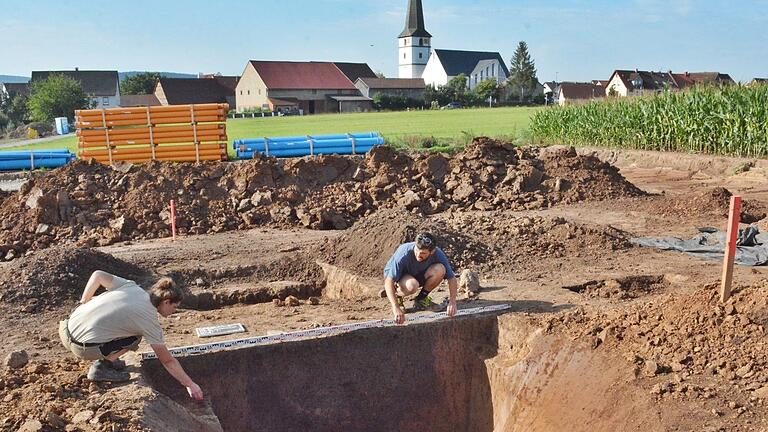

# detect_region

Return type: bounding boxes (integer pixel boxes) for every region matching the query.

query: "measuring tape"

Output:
[141,304,511,360]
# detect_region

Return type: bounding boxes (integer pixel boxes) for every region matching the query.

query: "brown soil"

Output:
[3,144,768,431]
[0,138,643,260]
[0,247,151,312]
[545,281,768,425]
[319,209,633,278]
[639,187,767,223]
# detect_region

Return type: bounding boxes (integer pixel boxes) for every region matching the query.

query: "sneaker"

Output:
[87,360,130,382]
[412,295,445,312]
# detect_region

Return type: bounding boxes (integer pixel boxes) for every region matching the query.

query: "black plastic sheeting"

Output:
[632,226,768,266]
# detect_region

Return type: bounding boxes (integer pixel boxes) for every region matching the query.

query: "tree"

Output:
[474,79,500,104]
[120,72,161,95]
[27,74,90,122]
[507,41,539,102]
[6,94,30,125]
[374,70,386,79]
[444,74,468,103]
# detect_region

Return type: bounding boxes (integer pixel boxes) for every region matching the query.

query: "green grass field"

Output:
[1,106,538,156]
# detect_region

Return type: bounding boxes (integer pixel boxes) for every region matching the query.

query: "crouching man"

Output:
[383,232,459,325]
[58,270,203,400]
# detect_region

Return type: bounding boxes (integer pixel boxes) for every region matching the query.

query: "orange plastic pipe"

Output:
[75,103,228,117]
[78,134,227,146]
[76,115,225,128]
[77,123,225,137]
[76,109,226,123]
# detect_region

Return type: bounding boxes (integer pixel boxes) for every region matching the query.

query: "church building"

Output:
[397,0,508,88]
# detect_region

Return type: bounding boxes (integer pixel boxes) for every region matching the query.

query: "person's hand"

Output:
[446,299,457,317]
[392,305,405,325]
[186,382,204,400]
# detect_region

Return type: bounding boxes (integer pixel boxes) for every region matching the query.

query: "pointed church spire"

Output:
[399,0,431,38]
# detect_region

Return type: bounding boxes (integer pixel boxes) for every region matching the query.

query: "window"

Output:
[258,89,261,95]
[247,90,250,95]
[312,89,317,94]
[418,52,422,59]
[492,64,495,76]
[403,53,406,59]
[103,97,109,106]
[240,90,243,95]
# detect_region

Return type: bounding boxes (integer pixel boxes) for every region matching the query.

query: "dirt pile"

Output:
[0,247,150,312]
[316,209,492,278]
[646,187,766,223]
[546,281,768,416]
[319,209,634,278]
[0,138,644,259]
[0,358,148,431]
[564,275,668,300]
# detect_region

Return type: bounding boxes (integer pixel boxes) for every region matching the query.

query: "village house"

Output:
[154,75,238,107]
[556,82,604,105]
[606,69,735,97]
[0,82,29,100]
[354,77,426,100]
[30,69,119,108]
[235,61,376,114]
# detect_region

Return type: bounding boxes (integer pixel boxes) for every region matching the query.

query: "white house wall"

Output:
[422,52,448,87]
[235,63,270,112]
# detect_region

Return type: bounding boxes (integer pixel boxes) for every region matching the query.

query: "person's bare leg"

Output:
[397,275,420,297]
[105,349,130,362]
[421,264,446,293]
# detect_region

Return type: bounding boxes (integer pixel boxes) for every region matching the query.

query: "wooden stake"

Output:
[720,195,742,302]
[170,200,177,241]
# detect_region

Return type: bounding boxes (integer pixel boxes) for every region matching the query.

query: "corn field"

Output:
[530,84,768,157]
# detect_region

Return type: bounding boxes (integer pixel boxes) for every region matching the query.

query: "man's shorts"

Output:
[58,319,142,361]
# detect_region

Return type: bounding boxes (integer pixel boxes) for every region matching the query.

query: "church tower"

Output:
[398,0,431,78]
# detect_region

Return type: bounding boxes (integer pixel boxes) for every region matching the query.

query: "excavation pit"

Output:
[141,313,666,432]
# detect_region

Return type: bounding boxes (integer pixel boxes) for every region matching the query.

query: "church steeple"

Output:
[398,0,431,78]
[399,0,431,38]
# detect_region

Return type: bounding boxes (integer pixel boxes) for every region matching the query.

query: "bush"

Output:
[372,94,425,111]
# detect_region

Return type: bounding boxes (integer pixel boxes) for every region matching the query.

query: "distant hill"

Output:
[0,75,30,83]
[119,71,197,81]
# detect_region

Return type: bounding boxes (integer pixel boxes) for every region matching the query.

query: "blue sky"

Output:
[1,0,766,82]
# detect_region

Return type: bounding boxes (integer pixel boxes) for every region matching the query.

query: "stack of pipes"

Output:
[233,132,384,159]
[0,149,76,171]
[75,103,229,164]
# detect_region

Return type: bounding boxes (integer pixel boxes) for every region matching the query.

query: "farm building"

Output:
[31,69,119,108]
[235,61,375,114]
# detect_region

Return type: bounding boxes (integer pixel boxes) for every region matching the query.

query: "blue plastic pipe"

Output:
[232,132,380,149]
[0,157,73,171]
[235,137,384,153]
[237,145,375,159]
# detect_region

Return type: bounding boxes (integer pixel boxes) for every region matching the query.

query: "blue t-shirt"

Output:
[383,242,456,282]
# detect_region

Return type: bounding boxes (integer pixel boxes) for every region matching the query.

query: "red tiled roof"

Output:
[559,82,603,100]
[249,61,357,90]
[356,78,425,89]
[119,94,161,107]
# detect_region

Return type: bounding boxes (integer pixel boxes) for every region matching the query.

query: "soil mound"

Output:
[439,212,634,274]
[0,138,643,259]
[647,187,766,223]
[317,209,492,278]
[319,209,633,278]
[564,275,668,300]
[546,281,768,412]
[0,246,150,312]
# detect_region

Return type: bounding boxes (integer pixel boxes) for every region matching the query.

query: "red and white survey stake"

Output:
[720,195,741,303]
[169,199,177,241]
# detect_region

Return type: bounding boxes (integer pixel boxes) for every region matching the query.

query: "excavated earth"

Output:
[2,142,768,431]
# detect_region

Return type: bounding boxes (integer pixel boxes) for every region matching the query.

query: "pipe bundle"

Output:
[75,103,229,164]
[0,149,76,171]
[234,132,384,159]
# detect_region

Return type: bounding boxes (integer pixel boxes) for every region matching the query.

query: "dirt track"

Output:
[2,142,768,431]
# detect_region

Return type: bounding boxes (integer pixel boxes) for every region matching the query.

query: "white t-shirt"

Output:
[68,276,165,345]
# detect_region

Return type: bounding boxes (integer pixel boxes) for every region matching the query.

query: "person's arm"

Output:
[79,271,116,304]
[446,277,458,317]
[151,344,204,400]
[384,277,405,325]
